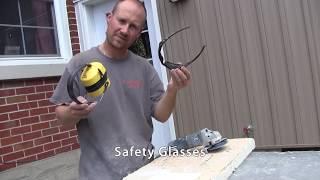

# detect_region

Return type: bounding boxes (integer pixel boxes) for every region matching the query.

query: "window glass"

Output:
[24,28,57,55]
[0,1,20,25]
[140,32,151,58]
[0,27,23,55]
[129,33,152,59]
[129,20,152,60]
[20,0,54,27]
[0,0,59,57]
[128,3,153,64]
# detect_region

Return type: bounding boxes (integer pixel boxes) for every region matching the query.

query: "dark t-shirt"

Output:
[50,47,164,180]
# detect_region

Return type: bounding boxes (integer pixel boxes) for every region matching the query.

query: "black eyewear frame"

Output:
[158,26,206,70]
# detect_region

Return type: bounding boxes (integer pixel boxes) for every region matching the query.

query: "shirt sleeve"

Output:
[49,67,84,105]
[49,68,73,105]
[149,66,165,117]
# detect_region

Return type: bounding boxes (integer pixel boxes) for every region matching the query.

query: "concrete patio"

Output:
[230,151,320,180]
[0,150,80,180]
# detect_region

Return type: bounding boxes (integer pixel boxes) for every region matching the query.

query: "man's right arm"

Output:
[55,97,96,127]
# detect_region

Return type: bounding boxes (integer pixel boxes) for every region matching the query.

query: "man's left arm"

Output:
[153,67,191,122]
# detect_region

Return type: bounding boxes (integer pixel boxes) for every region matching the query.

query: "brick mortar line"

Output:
[1,130,75,147]
[0,97,55,107]
[0,115,38,124]
[13,154,37,163]
[0,136,28,151]
[8,141,35,155]
[33,134,75,144]
[0,121,65,134]
[0,135,75,156]
[0,109,29,116]
[4,103,55,110]
[0,135,23,147]
[59,128,76,133]
[0,84,58,91]
[3,94,28,100]
[9,110,30,118]
[41,129,65,137]
[24,83,57,87]
[9,124,33,133]
[2,99,52,104]
[36,102,56,108]
[54,145,73,154]
[1,144,73,165]
[0,148,24,157]
[0,107,56,119]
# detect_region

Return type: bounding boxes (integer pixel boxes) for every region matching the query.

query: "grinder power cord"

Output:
[67,61,110,104]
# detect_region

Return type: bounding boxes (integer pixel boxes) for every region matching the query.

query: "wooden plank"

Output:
[124,138,255,180]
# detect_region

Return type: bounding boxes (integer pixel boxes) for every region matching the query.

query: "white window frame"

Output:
[0,0,72,80]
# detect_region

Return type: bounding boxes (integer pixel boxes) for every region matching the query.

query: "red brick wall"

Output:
[0,0,80,172]
[67,0,80,55]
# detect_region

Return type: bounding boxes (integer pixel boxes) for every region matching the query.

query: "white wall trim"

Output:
[0,0,72,80]
[147,0,177,141]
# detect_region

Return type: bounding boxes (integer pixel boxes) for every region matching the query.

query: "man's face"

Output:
[106,1,145,50]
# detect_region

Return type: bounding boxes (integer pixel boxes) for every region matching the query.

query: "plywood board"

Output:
[124,138,255,180]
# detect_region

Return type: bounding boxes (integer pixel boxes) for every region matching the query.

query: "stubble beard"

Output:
[110,34,130,49]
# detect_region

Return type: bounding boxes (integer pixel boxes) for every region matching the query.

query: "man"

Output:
[50,0,191,179]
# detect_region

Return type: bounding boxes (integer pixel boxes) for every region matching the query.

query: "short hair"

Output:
[112,0,147,19]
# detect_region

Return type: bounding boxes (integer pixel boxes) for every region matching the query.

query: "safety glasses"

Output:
[158,26,206,70]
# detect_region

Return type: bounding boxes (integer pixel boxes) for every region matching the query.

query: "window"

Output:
[0,0,72,80]
[0,0,59,56]
[128,2,151,61]
[129,19,153,64]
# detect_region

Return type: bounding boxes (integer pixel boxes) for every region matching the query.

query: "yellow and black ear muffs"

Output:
[67,61,111,104]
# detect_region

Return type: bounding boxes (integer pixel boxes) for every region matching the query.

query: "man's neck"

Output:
[99,41,128,60]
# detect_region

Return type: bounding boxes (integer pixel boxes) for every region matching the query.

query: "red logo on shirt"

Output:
[122,80,143,89]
